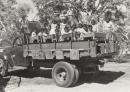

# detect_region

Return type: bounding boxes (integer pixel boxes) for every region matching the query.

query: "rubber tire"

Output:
[52,62,75,87]
[0,59,8,77]
[71,65,80,86]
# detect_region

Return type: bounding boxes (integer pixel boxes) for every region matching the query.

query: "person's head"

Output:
[38,32,42,36]
[62,17,68,24]
[64,26,69,33]
[63,10,67,14]
[88,25,93,32]
[72,24,77,30]
[31,32,36,37]
[91,19,96,25]
[83,24,88,31]
[53,14,61,24]
[105,18,111,23]
[52,19,57,24]
[78,23,83,28]
[56,24,60,32]
[105,11,112,20]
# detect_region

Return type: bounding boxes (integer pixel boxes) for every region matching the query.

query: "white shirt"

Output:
[103,21,114,32]
[43,32,47,37]
[38,32,42,36]
[49,24,57,35]
[80,11,90,24]
[95,0,99,7]
[31,32,37,37]
[117,5,127,13]
[60,23,67,35]
[66,9,73,16]
[68,30,72,34]
[93,24,98,32]
[74,28,87,34]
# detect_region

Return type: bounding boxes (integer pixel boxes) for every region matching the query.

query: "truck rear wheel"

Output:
[72,65,80,86]
[52,62,75,87]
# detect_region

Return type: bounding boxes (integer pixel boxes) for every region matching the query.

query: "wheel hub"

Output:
[57,71,67,82]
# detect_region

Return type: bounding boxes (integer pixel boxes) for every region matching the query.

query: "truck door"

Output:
[12,36,29,67]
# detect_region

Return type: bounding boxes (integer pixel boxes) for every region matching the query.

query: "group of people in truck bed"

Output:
[27,8,116,43]
[29,9,94,43]
[30,23,93,43]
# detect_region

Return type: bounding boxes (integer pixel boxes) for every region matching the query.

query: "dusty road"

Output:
[1,62,130,92]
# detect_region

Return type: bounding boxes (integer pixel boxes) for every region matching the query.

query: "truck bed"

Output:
[23,40,116,60]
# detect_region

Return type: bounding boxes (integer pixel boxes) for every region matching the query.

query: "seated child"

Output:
[60,24,72,41]
[30,32,38,43]
[49,23,57,35]
[42,30,48,42]
[49,21,57,42]
[74,24,87,40]
[38,32,43,43]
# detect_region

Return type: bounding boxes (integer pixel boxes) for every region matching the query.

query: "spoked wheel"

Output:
[0,59,8,77]
[52,62,76,87]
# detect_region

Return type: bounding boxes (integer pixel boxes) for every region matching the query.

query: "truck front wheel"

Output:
[52,62,75,87]
[0,59,8,77]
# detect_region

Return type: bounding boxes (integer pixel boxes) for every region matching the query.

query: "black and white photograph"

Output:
[0,0,130,92]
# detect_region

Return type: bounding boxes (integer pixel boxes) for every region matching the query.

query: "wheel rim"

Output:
[56,68,67,82]
[52,62,75,87]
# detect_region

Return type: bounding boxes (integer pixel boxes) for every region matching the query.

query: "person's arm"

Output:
[81,28,87,34]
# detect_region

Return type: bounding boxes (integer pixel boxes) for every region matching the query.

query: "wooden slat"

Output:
[90,41,96,48]
[83,32,106,39]
[63,51,70,58]
[105,43,111,53]
[80,50,90,57]
[42,43,55,50]
[23,51,28,57]
[109,41,115,52]
[99,43,105,54]
[72,41,90,49]
[29,44,40,50]
[23,45,28,51]
[94,32,106,39]
[45,51,54,59]
[32,50,45,59]
[56,50,64,59]
[56,42,71,49]
[90,47,97,57]
[70,50,79,60]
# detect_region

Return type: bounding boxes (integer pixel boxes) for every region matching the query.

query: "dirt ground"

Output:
[1,62,130,92]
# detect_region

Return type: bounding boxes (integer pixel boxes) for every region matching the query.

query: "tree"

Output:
[33,0,127,27]
[0,0,129,45]
[0,0,20,43]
